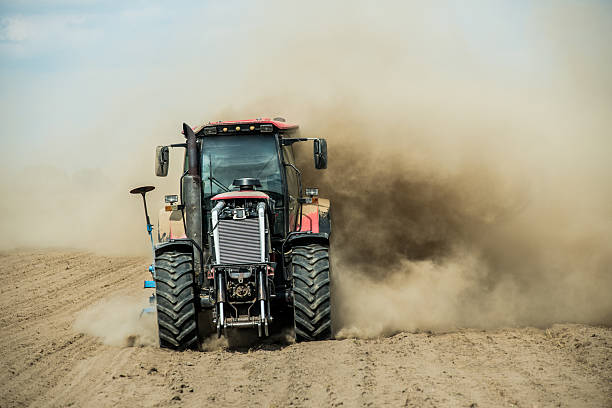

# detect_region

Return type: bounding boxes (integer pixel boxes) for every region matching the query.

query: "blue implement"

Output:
[144,280,156,288]
[139,306,155,318]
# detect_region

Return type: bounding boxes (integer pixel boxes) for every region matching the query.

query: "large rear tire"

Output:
[292,244,332,342]
[154,250,199,350]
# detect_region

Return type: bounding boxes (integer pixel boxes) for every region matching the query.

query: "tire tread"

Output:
[154,251,199,350]
[292,244,332,342]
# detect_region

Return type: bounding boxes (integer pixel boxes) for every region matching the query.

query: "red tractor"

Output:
[132,118,331,349]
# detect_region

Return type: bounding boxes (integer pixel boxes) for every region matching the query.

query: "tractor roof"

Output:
[192,118,299,137]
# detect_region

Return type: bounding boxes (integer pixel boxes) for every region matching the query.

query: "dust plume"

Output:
[73,296,157,347]
[215,1,612,334]
[1,0,611,335]
[297,100,612,336]
[200,336,228,352]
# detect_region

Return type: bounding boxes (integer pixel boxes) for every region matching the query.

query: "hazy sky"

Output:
[0,0,609,186]
[1,1,226,170]
[0,0,564,170]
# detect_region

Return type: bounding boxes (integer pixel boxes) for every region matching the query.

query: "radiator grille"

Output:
[217,218,261,264]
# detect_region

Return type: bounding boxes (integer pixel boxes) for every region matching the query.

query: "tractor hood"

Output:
[210,190,270,201]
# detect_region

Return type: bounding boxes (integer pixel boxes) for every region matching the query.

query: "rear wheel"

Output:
[154,250,199,350]
[292,244,332,342]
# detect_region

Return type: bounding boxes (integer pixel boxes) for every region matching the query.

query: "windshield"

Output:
[201,135,282,197]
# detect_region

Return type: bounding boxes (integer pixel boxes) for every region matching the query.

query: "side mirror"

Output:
[313,138,328,169]
[155,146,169,177]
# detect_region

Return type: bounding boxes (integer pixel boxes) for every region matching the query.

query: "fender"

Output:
[285,231,330,248]
[157,207,187,243]
[154,239,193,256]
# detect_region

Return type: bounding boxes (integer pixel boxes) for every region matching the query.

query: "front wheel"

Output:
[154,250,199,350]
[291,244,332,342]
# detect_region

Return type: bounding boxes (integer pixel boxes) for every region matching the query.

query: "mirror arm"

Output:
[283,161,302,177]
[283,162,303,193]
[281,137,317,146]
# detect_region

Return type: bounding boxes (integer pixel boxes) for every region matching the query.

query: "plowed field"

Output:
[1,250,610,407]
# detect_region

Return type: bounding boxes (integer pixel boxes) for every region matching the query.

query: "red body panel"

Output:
[208,119,298,130]
[193,118,298,134]
[211,190,270,201]
[170,231,187,239]
[297,206,320,233]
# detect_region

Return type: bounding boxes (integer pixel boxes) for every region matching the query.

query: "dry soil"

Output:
[0,250,610,407]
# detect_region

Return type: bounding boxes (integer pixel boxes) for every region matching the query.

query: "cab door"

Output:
[282,144,300,231]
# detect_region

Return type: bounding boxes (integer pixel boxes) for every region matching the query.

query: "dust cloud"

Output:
[200,336,228,352]
[295,98,612,336]
[2,1,611,335]
[73,296,157,347]
[224,1,612,334]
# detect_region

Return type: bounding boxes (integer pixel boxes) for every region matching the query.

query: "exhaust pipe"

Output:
[182,123,205,284]
[216,271,226,337]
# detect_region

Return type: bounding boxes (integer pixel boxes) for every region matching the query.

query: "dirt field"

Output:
[0,250,610,408]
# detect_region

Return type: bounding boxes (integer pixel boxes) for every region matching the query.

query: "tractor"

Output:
[131,118,332,350]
